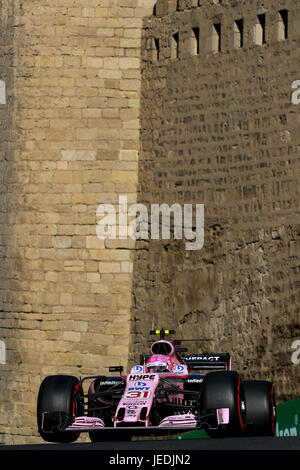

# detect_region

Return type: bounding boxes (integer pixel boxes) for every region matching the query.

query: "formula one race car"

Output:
[37,329,276,442]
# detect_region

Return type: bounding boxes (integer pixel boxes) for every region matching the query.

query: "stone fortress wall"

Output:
[0,0,299,444]
[131,0,300,407]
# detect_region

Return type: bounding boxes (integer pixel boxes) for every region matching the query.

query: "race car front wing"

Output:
[41,408,229,435]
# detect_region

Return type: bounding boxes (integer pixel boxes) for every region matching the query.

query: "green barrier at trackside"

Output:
[173,398,300,439]
[276,398,300,437]
[173,428,209,440]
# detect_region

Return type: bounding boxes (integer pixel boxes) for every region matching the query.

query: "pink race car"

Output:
[37,329,276,442]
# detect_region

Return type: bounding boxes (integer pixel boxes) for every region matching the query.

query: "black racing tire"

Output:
[37,375,83,443]
[199,371,243,438]
[240,380,276,436]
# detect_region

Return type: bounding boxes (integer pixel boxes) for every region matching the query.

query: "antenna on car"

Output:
[149,329,175,340]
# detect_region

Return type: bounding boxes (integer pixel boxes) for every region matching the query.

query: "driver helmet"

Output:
[146,355,171,373]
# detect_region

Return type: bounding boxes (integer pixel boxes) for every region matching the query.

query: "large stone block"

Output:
[155,0,178,17]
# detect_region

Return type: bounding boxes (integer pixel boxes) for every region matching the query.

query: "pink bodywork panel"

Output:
[66,416,105,431]
[114,372,159,427]
[113,341,190,427]
[216,408,230,425]
[65,408,229,430]
[158,414,197,427]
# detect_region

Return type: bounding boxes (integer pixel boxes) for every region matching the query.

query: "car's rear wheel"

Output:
[37,375,83,443]
[199,371,243,438]
[240,380,276,436]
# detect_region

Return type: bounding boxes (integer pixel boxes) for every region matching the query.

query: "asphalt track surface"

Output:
[0,436,299,451]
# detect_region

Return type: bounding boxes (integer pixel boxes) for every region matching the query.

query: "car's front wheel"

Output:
[37,374,83,443]
[199,371,243,438]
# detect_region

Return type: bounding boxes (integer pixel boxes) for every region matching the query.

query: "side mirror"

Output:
[109,366,123,373]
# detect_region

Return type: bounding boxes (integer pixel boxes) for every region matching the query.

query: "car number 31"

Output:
[124,390,151,399]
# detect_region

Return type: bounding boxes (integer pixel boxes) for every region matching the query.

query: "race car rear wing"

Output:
[183,353,231,371]
[140,353,231,370]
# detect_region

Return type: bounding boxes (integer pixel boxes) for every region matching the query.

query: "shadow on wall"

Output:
[129,0,300,403]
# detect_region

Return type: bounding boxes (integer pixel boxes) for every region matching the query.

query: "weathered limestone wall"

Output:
[0,0,299,445]
[0,0,17,441]
[131,0,300,402]
[0,0,155,444]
